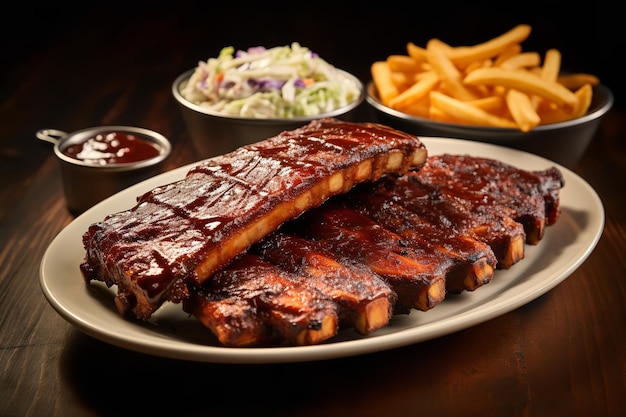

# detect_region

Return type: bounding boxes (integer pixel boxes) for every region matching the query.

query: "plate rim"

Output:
[39,136,605,364]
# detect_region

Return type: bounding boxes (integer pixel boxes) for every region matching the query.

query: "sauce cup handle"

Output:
[36,129,69,144]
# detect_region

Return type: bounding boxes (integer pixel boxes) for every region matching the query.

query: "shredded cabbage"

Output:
[180,42,361,118]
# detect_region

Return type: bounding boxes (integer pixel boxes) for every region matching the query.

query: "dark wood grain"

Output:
[1,4,624,417]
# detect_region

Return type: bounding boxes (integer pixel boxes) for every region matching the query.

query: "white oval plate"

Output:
[40,137,604,364]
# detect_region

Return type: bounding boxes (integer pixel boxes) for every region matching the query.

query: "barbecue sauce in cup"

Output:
[62,131,162,165]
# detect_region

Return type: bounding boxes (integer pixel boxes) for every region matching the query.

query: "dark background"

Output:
[2,1,622,108]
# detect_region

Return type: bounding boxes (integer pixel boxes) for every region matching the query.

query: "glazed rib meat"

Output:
[80,118,428,320]
[186,231,397,347]
[339,192,497,294]
[253,232,396,335]
[361,174,527,269]
[290,204,449,313]
[414,154,564,244]
[183,254,339,347]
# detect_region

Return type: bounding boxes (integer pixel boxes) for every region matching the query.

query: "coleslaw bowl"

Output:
[173,69,365,159]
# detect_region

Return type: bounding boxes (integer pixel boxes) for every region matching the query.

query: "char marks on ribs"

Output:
[185,254,339,347]
[337,192,497,295]
[289,204,449,314]
[80,118,428,320]
[415,154,564,244]
[356,173,527,270]
[254,232,396,336]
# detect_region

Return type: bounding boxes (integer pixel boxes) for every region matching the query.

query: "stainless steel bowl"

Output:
[366,81,614,168]
[37,125,171,215]
[173,69,365,159]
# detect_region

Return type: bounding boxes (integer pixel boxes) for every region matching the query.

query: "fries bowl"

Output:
[367,24,613,168]
[366,81,613,168]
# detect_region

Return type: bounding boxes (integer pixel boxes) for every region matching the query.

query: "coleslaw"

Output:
[180,42,362,118]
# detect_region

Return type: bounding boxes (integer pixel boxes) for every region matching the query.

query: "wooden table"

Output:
[1,5,624,417]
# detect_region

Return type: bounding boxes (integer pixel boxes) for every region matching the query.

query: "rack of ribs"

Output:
[186,205,448,345]
[80,118,428,320]
[414,154,564,244]
[360,174,527,269]
[185,231,397,346]
[338,192,497,294]
[289,204,449,313]
[253,232,396,335]
[186,154,564,346]
[183,254,339,347]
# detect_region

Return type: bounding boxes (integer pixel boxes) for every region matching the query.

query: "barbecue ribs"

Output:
[79,117,565,347]
[186,154,564,345]
[80,118,428,320]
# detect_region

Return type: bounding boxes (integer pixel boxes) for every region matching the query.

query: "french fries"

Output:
[371,61,399,104]
[463,67,579,108]
[371,24,599,132]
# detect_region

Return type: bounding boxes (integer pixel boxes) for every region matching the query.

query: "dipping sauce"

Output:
[62,131,161,165]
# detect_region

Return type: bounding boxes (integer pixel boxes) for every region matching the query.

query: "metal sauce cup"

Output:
[37,125,171,215]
